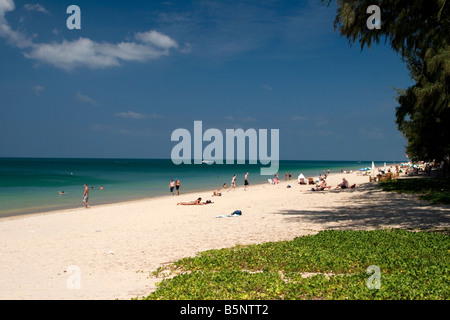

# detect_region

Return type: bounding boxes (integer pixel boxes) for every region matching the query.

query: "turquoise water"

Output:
[0,158,391,217]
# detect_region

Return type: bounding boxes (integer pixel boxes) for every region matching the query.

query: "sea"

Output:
[0,158,393,218]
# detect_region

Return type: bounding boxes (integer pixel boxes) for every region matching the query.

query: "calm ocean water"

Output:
[0,158,391,217]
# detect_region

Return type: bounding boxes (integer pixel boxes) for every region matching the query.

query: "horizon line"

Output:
[0,156,406,163]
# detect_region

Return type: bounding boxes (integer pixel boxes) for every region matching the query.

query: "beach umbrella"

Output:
[298,173,305,183]
[371,161,375,177]
[384,162,387,172]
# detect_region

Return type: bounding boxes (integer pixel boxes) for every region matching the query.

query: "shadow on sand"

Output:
[274,182,450,232]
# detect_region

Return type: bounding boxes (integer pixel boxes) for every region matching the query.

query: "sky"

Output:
[0,0,414,161]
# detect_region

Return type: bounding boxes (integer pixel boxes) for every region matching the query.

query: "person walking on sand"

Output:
[244,172,249,191]
[169,179,175,196]
[228,174,236,191]
[175,178,181,195]
[82,184,89,208]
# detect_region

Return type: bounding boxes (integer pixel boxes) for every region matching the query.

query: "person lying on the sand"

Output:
[310,180,327,191]
[177,198,214,205]
[177,197,203,205]
[212,189,222,196]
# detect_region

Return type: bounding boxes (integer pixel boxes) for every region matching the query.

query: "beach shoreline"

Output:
[0,170,448,300]
[0,168,349,221]
[0,176,294,221]
[0,158,387,219]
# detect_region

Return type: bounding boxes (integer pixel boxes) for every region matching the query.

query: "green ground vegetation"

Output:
[142,229,449,300]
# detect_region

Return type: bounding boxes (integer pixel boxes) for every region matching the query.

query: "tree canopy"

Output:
[323,0,450,161]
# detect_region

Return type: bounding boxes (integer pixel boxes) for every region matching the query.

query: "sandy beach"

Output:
[0,171,449,300]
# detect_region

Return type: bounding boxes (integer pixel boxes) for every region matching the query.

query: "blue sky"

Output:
[0,0,413,161]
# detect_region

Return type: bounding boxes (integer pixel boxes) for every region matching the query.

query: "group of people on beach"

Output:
[226,172,249,192]
[308,177,356,192]
[169,179,182,196]
[221,172,250,193]
[176,173,250,205]
[176,172,357,207]
[80,171,354,209]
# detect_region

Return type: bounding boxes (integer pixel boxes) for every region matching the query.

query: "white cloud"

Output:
[0,0,33,48]
[134,30,178,49]
[114,111,162,119]
[75,93,99,106]
[114,111,146,119]
[23,34,178,71]
[23,3,49,14]
[262,84,272,91]
[90,123,157,137]
[0,0,182,70]
[0,0,14,13]
[32,85,44,95]
[27,38,119,70]
[225,115,256,122]
[291,115,308,121]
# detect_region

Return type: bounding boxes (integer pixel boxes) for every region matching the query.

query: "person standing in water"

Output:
[228,174,236,191]
[82,184,89,208]
[169,179,175,196]
[244,172,249,191]
[175,179,181,195]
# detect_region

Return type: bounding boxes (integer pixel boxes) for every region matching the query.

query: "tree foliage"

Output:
[323,0,450,161]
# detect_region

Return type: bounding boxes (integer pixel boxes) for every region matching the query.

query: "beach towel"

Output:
[215,210,242,218]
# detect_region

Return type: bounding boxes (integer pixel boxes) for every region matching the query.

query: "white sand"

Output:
[0,172,449,300]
